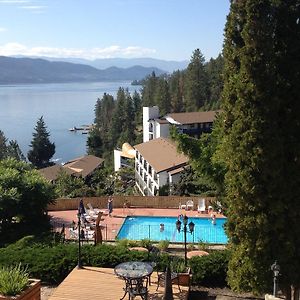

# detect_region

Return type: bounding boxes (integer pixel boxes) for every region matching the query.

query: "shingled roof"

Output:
[39,155,104,182]
[63,155,104,178]
[166,110,219,125]
[134,137,188,173]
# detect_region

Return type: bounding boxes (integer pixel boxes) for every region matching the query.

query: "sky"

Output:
[0,0,230,61]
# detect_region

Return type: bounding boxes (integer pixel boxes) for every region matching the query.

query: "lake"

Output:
[0,81,141,163]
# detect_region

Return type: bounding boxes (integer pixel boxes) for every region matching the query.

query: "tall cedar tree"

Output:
[220,0,300,296]
[27,116,55,168]
[184,49,209,111]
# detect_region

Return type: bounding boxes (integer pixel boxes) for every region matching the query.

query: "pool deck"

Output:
[49,266,189,300]
[49,208,224,240]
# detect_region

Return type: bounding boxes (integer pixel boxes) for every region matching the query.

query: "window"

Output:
[148,165,152,175]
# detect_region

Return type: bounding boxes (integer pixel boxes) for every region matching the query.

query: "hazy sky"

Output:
[0,0,230,61]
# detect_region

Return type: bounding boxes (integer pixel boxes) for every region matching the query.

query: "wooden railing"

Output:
[47,196,214,211]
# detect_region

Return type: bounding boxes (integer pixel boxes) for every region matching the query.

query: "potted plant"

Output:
[0,264,41,300]
[157,239,170,252]
[171,259,191,286]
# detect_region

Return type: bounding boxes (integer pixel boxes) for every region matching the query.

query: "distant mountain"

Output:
[16,56,188,73]
[0,56,165,84]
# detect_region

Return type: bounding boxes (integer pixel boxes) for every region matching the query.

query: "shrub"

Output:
[157,240,169,251]
[0,264,29,296]
[0,240,149,284]
[189,250,230,287]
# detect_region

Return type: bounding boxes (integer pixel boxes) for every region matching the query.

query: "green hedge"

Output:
[0,240,148,284]
[0,237,230,287]
[189,250,230,287]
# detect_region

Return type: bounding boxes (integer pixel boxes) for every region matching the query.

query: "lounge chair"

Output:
[186,200,194,210]
[179,202,187,210]
[87,203,101,214]
[197,198,206,213]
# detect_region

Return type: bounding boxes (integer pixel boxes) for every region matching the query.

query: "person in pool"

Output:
[160,223,164,232]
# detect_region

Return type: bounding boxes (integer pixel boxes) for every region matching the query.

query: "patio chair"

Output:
[186,200,194,210]
[156,257,181,292]
[179,202,187,210]
[87,203,101,215]
[197,198,206,213]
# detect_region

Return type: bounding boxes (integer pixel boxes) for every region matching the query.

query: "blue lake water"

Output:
[0,81,141,163]
[117,216,228,244]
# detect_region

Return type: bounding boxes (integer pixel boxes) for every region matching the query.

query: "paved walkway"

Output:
[49,266,189,300]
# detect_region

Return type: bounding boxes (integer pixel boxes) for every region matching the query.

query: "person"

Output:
[212,214,216,225]
[78,199,86,215]
[107,196,113,217]
[160,223,164,232]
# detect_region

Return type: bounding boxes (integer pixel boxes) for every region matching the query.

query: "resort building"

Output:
[143,106,219,142]
[134,137,188,196]
[39,154,104,183]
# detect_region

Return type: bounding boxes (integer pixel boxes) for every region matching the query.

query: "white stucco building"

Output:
[134,137,188,196]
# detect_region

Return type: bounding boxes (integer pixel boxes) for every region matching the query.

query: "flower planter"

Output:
[175,268,191,286]
[0,279,41,300]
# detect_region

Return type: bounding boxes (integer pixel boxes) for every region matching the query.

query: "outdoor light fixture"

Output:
[271,260,280,297]
[176,219,182,232]
[175,215,195,266]
[188,221,195,233]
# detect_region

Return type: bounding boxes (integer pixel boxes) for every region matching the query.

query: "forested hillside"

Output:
[87,49,224,165]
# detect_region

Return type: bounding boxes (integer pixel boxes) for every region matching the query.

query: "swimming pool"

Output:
[117,216,228,244]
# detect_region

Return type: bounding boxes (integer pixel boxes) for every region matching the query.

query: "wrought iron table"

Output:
[114,261,153,300]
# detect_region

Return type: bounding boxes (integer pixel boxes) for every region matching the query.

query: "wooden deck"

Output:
[49,266,189,300]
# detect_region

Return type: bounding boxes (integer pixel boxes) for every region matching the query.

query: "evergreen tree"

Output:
[205,54,224,109]
[154,78,171,115]
[7,140,25,161]
[141,71,158,107]
[27,116,55,169]
[219,0,300,296]
[87,93,115,157]
[0,130,8,160]
[184,49,209,111]
[169,70,184,112]
[132,90,143,125]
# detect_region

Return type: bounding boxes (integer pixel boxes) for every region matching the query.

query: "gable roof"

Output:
[165,110,219,125]
[39,155,104,182]
[63,155,104,178]
[134,137,188,173]
[39,164,75,182]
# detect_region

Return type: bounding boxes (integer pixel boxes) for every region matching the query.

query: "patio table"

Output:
[114,261,153,300]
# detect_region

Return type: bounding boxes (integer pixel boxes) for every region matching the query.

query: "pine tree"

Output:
[0,130,8,160]
[205,54,224,109]
[7,140,25,161]
[169,70,184,112]
[154,78,171,115]
[219,0,300,296]
[141,71,158,107]
[27,116,55,168]
[184,49,208,111]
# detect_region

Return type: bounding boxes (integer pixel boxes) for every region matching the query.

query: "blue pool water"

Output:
[117,216,228,244]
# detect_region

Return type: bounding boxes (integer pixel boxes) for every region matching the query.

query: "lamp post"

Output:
[271,261,280,297]
[175,215,195,266]
[77,210,82,269]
